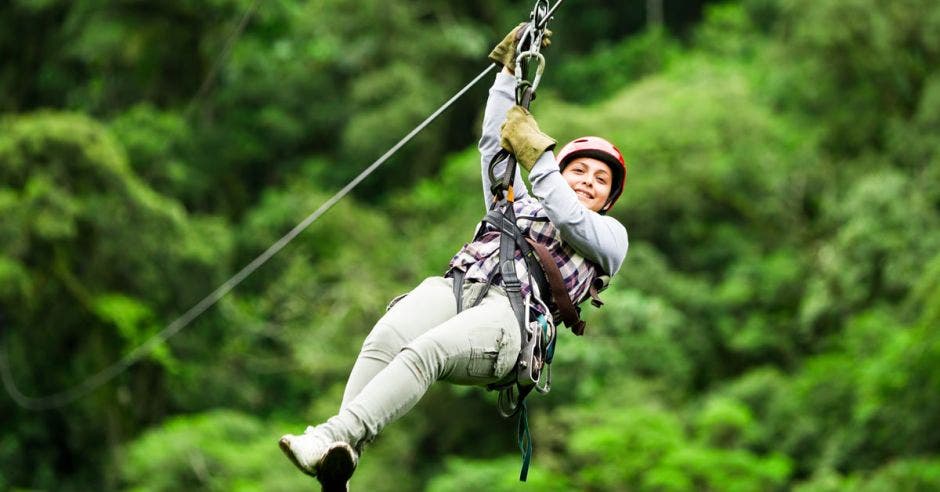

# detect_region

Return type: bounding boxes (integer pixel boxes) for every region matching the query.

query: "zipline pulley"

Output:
[514,0,551,107]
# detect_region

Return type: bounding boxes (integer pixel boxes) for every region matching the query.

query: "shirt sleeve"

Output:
[479,71,528,207]
[527,151,629,275]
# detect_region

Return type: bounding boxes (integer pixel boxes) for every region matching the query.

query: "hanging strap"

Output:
[524,239,587,336]
[518,400,533,481]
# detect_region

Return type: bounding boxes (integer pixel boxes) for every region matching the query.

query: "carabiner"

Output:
[512,0,551,107]
[514,50,545,94]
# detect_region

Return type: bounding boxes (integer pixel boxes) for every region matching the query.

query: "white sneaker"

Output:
[278,429,359,490]
[278,428,331,477]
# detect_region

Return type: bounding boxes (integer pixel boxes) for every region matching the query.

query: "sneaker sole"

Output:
[317,442,356,492]
[278,437,317,478]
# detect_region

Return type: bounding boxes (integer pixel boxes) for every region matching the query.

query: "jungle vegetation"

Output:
[2,0,940,490]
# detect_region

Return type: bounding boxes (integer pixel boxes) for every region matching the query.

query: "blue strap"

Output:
[539,315,556,363]
[518,400,532,481]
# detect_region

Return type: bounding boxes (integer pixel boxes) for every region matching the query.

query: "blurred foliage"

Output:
[2,0,940,491]
[120,410,309,491]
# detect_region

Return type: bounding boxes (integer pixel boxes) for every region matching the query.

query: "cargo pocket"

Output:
[493,324,518,379]
[467,347,499,378]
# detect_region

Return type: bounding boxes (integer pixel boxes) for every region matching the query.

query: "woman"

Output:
[279,26,629,490]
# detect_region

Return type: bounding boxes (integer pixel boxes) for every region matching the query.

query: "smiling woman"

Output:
[277,20,631,489]
[562,157,612,211]
[556,136,627,214]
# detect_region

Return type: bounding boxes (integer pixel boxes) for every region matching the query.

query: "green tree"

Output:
[0,111,231,489]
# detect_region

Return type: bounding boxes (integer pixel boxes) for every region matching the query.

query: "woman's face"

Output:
[561,157,612,212]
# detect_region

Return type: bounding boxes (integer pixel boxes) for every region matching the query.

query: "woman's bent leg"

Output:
[320,287,521,450]
[341,277,458,408]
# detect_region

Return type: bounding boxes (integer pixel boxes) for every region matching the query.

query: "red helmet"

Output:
[556,136,627,213]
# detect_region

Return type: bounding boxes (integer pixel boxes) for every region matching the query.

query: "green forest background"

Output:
[2,0,940,490]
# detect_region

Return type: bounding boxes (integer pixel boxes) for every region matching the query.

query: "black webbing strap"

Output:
[483,210,551,300]
[452,214,500,314]
[452,270,465,313]
[497,205,528,330]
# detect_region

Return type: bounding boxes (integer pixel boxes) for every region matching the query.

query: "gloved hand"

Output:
[488,22,552,73]
[500,105,556,171]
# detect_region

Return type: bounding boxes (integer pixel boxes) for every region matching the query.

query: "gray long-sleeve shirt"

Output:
[478,72,628,276]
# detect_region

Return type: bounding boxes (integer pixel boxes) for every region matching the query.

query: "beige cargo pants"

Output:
[311,276,522,450]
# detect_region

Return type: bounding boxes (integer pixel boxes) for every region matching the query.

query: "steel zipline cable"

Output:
[2,0,564,411]
[0,63,498,411]
[0,0,270,412]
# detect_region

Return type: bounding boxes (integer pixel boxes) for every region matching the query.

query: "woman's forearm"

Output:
[479,71,528,207]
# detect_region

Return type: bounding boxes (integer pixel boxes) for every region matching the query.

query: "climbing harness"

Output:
[487,2,558,482]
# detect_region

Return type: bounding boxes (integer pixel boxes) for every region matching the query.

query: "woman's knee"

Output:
[398,335,454,385]
[360,322,405,362]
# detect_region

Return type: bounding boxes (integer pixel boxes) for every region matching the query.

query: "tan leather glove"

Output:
[500,106,556,171]
[488,23,552,73]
